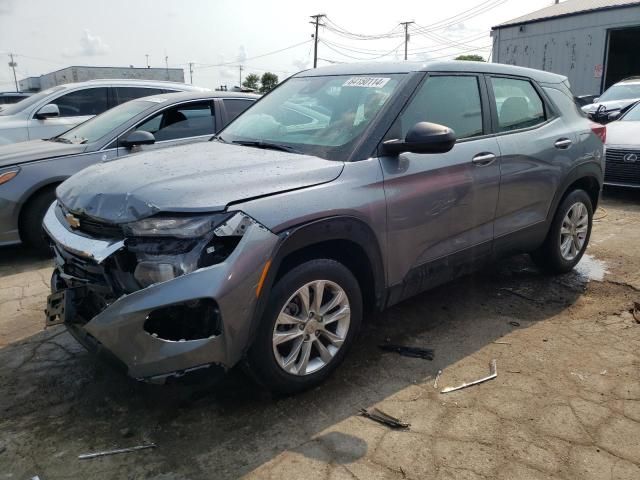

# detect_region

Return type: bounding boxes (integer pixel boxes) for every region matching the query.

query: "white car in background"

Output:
[0,79,209,145]
[604,101,640,187]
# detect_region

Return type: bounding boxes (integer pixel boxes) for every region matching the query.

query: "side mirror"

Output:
[607,110,621,121]
[35,103,60,120]
[121,130,156,148]
[382,122,456,155]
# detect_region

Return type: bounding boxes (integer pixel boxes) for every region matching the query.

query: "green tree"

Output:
[242,73,260,91]
[260,72,279,93]
[455,54,485,62]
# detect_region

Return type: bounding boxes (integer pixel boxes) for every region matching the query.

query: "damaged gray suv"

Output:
[44,62,605,393]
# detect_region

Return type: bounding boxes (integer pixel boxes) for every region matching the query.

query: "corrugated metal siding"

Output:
[496,0,640,27]
[492,5,640,95]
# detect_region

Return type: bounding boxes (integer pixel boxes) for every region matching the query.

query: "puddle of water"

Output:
[575,254,608,281]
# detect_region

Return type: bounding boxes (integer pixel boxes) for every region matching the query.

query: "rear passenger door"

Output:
[488,76,577,238]
[117,100,216,156]
[381,73,501,289]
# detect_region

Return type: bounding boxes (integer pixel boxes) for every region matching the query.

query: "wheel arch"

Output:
[248,216,386,347]
[17,181,62,240]
[548,162,602,223]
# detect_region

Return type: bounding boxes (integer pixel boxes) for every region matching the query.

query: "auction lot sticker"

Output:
[343,77,390,88]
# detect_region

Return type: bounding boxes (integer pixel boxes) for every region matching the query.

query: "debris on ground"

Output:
[441,360,498,394]
[500,287,539,304]
[78,444,156,460]
[509,321,521,327]
[632,302,640,323]
[594,207,608,221]
[433,370,442,389]
[359,408,410,429]
[378,343,434,360]
[493,340,511,345]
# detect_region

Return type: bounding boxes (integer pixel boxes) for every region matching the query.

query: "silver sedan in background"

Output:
[0,91,257,252]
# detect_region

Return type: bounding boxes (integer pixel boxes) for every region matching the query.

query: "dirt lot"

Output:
[1,189,639,480]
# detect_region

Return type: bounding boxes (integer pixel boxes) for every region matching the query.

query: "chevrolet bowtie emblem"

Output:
[65,213,81,229]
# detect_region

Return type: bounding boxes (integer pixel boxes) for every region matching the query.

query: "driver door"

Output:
[380,74,501,295]
[27,87,110,140]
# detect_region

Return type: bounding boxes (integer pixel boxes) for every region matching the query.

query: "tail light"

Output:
[590,123,606,143]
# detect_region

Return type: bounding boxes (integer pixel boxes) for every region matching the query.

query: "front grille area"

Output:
[605,148,640,186]
[75,215,124,239]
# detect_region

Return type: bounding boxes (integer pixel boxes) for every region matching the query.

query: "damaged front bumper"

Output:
[43,203,279,383]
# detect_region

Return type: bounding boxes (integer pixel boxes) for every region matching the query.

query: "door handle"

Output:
[471,152,497,166]
[554,138,572,149]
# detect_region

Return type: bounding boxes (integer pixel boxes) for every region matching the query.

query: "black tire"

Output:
[19,187,56,256]
[530,189,593,274]
[246,258,362,394]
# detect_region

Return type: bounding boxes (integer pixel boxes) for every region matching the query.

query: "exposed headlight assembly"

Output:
[127,212,261,287]
[123,213,232,238]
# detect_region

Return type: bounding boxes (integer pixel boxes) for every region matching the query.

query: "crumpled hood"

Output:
[58,141,344,223]
[582,98,639,114]
[0,139,87,168]
[606,121,640,147]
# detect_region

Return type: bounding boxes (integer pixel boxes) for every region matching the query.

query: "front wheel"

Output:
[530,189,593,273]
[246,259,362,394]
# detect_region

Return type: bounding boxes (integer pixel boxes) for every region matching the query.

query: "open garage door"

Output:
[604,27,640,90]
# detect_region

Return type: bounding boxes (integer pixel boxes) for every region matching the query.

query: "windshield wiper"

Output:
[231,140,301,154]
[49,137,72,144]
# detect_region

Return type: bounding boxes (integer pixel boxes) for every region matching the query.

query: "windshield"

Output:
[599,83,640,102]
[0,86,66,116]
[219,74,405,160]
[622,102,640,121]
[55,99,156,144]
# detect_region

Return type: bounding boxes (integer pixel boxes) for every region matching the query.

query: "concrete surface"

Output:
[0,189,639,479]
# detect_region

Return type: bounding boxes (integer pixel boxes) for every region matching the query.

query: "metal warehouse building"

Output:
[19,66,185,92]
[491,0,640,95]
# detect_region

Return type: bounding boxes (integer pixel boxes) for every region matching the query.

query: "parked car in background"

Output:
[582,77,640,123]
[0,91,256,253]
[44,61,603,392]
[0,92,32,106]
[604,101,640,188]
[0,79,209,145]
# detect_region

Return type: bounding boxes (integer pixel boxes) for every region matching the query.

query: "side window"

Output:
[53,87,109,117]
[490,77,546,132]
[223,99,254,122]
[115,87,164,105]
[135,101,214,141]
[396,75,483,140]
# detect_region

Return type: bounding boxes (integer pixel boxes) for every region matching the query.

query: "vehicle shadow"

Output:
[0,253,589,479]
[0,244,52,278]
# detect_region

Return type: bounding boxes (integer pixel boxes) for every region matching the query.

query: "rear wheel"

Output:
[246,258,362,394]
[530,189,593,273]
[19,187,56,256]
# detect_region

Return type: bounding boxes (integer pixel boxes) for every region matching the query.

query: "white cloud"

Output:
[63,30,110,57]
[236,45,247,63]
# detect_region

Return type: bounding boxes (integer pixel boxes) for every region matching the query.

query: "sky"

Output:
[0,0,557,91]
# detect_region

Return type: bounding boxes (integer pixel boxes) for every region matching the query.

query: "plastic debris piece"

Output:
[441,360,497,394]
[378,343,434,360]
[78,443,156,460]
[359,408,410,429]
[509,321,521,327]
[493,341,511,345]
[433,369,442,389]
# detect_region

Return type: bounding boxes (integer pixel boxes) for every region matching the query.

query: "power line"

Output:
[319,40,403,61]
[196,40,311,69]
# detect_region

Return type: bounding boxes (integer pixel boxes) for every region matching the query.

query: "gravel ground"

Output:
[0,188,639,480]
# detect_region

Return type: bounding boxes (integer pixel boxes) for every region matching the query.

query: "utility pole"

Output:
[310,14,325,68]
[239,65,243,87]
[164,53,169,80]
[188,62,194,84]
[145,54,150,68]
[8,53,18,92]
[400,21,414,61]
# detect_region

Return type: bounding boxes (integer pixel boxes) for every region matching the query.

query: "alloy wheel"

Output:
[272,280,351,376]
[559,201,589,261]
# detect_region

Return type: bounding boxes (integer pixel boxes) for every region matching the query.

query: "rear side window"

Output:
[490,77,546,132]
[397,75,483,140]
[223,99,254,122]
[135,101,215,141]
[54,87,109,117]
[115,87,164,105]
